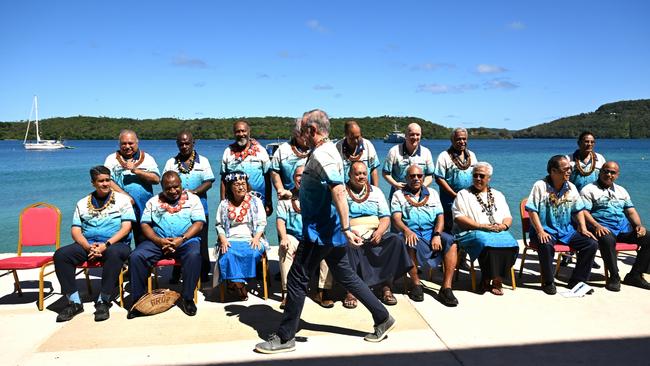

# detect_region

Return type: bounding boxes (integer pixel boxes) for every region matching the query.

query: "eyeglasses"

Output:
[602,169,618,175]
[473,173,486,179]
[408,174,423,179]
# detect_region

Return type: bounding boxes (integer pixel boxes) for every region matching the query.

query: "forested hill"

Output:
[0,116,466,140]
[513,99,650,138]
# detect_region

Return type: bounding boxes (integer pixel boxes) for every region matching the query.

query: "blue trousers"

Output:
[129,238,201,302]
[277,240,389,342]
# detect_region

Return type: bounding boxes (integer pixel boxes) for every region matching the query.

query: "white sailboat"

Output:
[23,96,66,150]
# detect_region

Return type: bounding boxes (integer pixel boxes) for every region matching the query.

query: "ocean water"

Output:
[2,139,648,253]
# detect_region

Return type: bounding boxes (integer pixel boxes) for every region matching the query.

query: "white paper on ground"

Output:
[560,281,593,298]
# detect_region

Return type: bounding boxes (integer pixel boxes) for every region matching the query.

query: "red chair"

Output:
[604,242,639,280]
[518,198,573,282]
[0,202,61,310]
[118,258,200,308]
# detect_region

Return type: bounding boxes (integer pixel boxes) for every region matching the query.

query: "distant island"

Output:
[2,99,648,140]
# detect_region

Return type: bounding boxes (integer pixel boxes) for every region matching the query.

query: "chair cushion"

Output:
[78,261,103,268]
[0,255,53,270]
[155,258,181,267]
[616,242,639,251]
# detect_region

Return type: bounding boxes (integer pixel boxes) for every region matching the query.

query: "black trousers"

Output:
[277,240,389,341]
[535,232,598,284]
[598,231,650,278]
[53,242,131,299]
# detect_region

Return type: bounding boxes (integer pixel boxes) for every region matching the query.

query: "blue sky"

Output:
[1,0,648,129]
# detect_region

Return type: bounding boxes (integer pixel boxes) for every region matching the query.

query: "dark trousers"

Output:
[277,240,389,342]
[598,231,650,278]
[53,242,131,299]
[129,238,201,302]
[536,232,598,284]
[172,217,211,282]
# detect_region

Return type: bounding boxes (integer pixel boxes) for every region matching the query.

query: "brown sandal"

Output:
[228,282,248,301]
[490,279,504,296]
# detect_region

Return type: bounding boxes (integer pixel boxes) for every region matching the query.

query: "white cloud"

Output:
[417,83,477,94]
[257,73,270,79]
[306,19,328,33]
[476,64,507,74]
[313,84,334,90]
[193,82,206,88]
[172,54,207,68]
[508,21,526,30]
[484,78,519,90]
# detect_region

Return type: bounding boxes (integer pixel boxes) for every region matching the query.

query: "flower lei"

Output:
[158,191,188,214]
[116,150,145,169]
[230,139,260,161]
[471,186,497,224]
[574,151,596,176]
[291,197,301,213]
[228,194,252,223]
[290,141,310,158]
[175,150,196,174]
[346,182,371,203]
[87,190,115,214]
[404,189,429,207]
[447,147,471,170]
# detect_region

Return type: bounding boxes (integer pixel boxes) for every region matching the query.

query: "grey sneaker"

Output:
[364,315,396,342]
[255,334,296,354]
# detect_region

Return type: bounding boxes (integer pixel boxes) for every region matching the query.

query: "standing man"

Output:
[335,120,381,186]
[434,128,477,233]
[567,131,606,192]
[525,155,598,295]
[255,109,395,354]
[391,164,459,306]
[221,120,272,216]
[270,119,310,199]
[382,123,435,201]
[163,130,215,283]
[128,171,205,317]
[53,166,135,322]
[581,161,650,291]
[104,129,160,243]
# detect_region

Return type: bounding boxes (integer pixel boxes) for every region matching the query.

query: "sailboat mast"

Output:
[34,96,41,143]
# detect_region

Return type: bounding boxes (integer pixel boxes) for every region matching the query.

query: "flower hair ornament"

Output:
[224,172,248,183]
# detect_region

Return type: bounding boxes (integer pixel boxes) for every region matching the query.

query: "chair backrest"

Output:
[18,202,61,255]
[519,198,530,246]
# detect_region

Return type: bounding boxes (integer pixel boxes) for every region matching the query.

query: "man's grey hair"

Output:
[451,127,467,140]
[293,118,302,135]
[473,162,493,176]
[303,109,330,135]
[119,129,138,141]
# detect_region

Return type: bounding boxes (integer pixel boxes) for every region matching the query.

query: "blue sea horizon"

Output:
[2,138,649,253]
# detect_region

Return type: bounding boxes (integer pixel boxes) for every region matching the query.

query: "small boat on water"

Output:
[383,124,405,143]
[23,96,67,150]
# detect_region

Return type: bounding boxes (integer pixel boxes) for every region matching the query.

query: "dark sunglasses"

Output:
[473,173,486,179]
[408,174,423,179]
[601,169,618,175]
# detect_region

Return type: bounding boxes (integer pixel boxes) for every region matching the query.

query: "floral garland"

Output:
[228,194,252,222]
[87,190,115,214]
[230,139,260,161]
[548,189,570,207]
[175,150,196,174]
[447,147,471,170]
[574,151,596,176]
[291,197,301,213]
[290,142,310,158]
[115,150,145,170]
[158,191,188,214]
[346,182,371,203]
[404,190,429,207]
[471,186,497,224]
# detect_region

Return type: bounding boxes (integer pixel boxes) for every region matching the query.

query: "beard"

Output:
[236,136,249,147]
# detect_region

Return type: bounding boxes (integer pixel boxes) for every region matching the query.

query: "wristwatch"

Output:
[432,232,441,237]
[105,240,112,247]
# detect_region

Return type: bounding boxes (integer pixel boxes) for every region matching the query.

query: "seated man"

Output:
[277,165,334,308]
[128,171,205,317]
[53,165,135,322]
[390,164,459,306]
[581,161,650,291]
[345,161,412,307]
[525,155,598,295]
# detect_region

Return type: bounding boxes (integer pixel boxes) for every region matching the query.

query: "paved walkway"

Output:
[1,246,649,366]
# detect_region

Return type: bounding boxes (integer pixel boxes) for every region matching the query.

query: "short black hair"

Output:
[547,155,567,174]
[90,165,111,182]
[577,131,595,144]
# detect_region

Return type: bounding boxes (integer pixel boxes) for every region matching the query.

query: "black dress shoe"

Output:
[439,288,458,307]
[127,308,144,319]
[408,284,424,302]
[94,302,111,322]
[56,303,84,322]
[623,273,650,290]
[605,276,621,292]
[542,282,557,295]
[179,298,197,316]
